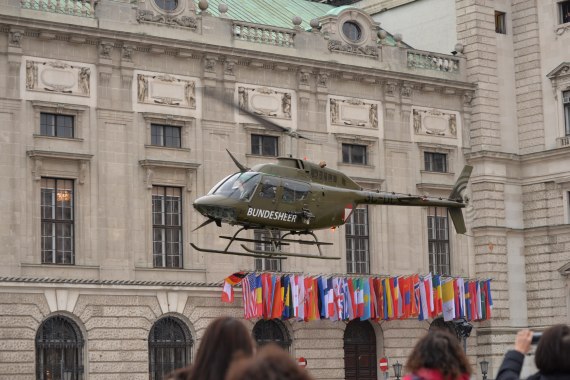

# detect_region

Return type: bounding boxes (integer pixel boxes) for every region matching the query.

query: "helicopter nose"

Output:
[193,196,237,221]
[193,196,211,216]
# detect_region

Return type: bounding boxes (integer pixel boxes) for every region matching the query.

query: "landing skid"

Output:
[191,227,340,260]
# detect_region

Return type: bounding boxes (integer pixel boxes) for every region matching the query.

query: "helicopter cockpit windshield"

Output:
[211,172,261,200]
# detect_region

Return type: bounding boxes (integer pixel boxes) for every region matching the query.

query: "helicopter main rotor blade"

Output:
[238,105,312,140]
[226,149,249,172]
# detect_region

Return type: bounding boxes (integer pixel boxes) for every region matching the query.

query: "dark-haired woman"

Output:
[165,316,255,380]
[403,330,472,380]
[496,324,570,380]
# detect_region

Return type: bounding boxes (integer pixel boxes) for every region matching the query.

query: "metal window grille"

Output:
[149,317,193,380]
[428,207,450,275]
[41,178,74,265]
[253,319,291,351]
[424,152,447,173]
[254,230,282,271]
[152,186,183,268]
[342,143,367,165]
[40,113,74,138]
[36,315,84,380]
[251,134,278,156]
[151,124,181,148]
[345,207,369,274]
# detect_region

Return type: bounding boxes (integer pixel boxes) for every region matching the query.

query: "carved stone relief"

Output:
[329,97,379,128]
[317,72,328,88]
[238,86,293,120]
[122,46,133,62]
[9,30,22,48]
[327,40,378,58]
[25,59,91,96]
[412,108,458,138]
[137,73,197,108]
[136,10,197,30]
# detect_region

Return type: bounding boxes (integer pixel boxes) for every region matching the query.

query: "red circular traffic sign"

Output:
[379,357,389,372]
[297,357,307,367]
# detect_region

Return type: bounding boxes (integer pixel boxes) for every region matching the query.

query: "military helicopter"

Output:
[191,100,473,260]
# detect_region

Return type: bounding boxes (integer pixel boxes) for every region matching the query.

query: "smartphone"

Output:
[531,332,542,344]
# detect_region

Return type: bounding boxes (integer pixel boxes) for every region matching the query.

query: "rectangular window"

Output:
[40,113,74,138]
[251,134,278,156]
[495,11,506,34]
[562,91,570,136]
[342,143,367,165]
[346,207,369,274]
[41,178,74,264]
[254,230,282,271]
[424,152,447,173]
[428,207,450,275]
[152,186,183,268]
[560,1,570,24]
[151,124,181,148]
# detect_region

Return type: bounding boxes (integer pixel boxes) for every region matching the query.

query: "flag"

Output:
[433,274,443,316]
[453,279,460,320]
[442,278,455,321]
[486,279,493,318]
[347,278,356,320]
[469,281,478,320]
[342,278,352,320]
[476,281,483,320]
[464,281,472,321]
[411,275,420,317]
[384,278,393,319]
[297,275,305,321]
[391,277,399,318]
[402,277,411,319]
[242,273,257,318]
[226,272,247,285]
[262,274,273,319]
[423,274,433,317]
[255,275,263,317]
[376,278,385,320]
[362,278,371,321]
[327,277,337,320]
[271,275,283,319]
[369,278,377,320]
[457,277,465,319]
[356,278,365,318]
[419,276,429,321]
[222,271,247,303]
[480,281,487,320]
[282,275,291,319]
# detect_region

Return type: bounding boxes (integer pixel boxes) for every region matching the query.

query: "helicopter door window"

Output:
[259,177,280,200]
[282,181,310,203]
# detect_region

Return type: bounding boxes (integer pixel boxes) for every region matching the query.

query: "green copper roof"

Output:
[198,0,335,30]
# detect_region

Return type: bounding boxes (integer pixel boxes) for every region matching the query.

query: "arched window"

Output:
[429,317,459,339]
[252,319,291,351]
[36,315,84,380]
[344,320,377,380]
[149,316,193,380]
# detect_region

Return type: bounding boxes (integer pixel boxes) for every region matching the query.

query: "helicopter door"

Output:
[253,176,280,212]
[280,180,311,223]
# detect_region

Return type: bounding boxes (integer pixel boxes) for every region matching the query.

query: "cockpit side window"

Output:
[282,180,310,203]
[259,177,280,200]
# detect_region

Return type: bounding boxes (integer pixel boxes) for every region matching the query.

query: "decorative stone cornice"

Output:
[0,276,221,287]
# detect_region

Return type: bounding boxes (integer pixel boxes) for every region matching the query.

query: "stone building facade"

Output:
[0,0,566,379]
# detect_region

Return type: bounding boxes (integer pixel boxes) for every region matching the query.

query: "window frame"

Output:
[152,185,183,269]
[345,206,370,275]
[560,1,570,25]
[253,230,282,272]
[424,152,448,173]
[148,316,193,380]
[40,112,75,138]
[32,101,87,140]
[142,113,194,151]
[342,143,368,165]
[151,123,182,148]
[427,207,451,276]
[41,177,75,265]
[495,11,507,34]
[564,90,570,136]
[251,133,279,157]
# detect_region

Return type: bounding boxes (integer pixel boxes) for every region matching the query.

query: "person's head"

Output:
[535,324,570,374]
[225,344,314,380]
[186,317,254,380]
[405,330,472,379]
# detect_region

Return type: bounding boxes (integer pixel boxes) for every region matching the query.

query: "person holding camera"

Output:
[496,324,570,380]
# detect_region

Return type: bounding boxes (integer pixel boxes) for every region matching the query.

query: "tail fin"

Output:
[448,165,473,234]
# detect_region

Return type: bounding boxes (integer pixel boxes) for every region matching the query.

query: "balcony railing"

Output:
[557,136,570,147]
[407,50,460,73]
[21,0,96,17]
[232,21,295,48]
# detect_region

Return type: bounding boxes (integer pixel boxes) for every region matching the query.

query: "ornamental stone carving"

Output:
[224,60,235,76]
[299,71,310,86]
[317,72,328,88]
[25,59,92,96]
[329,97,379,128]
[136,72,197,109]
[412,108,458,138]
[9,30,22,48]
[122,46,133,62]
[327,40,378,58]
[136,10,197,30]
[100,42,113,59]
[238,85,293,120]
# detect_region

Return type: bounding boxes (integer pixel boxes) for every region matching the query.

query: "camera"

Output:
[531,332,542,344]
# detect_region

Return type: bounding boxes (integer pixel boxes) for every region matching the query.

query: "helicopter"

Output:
[191,98,473,260]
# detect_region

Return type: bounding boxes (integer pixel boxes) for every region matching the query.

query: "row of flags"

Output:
[221,272,493,322]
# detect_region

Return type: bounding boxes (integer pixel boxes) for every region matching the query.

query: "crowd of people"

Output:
[165,317,569,380]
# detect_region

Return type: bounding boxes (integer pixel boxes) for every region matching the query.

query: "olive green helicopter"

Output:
[191,100,473,261]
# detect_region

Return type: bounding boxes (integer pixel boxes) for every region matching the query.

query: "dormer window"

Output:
[342,21,362,42]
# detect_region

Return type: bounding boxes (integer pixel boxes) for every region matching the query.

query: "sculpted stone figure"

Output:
[369,104,378,128]
[79,67,90,95]
[282,93,291,119]
[185,81,196,108]
[413,110,422,133]
[137,74,148,102]
[449,114,457,136]
[238,87,248,110]
[330,99,339,124]
[26,61,37,90]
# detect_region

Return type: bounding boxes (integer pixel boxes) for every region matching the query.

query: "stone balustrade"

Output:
[232,21,296,48]
[407,50,460,73]
[20,0,96,17]
[556,136,570,147]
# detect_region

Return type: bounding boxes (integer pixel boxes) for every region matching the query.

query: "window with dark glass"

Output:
[346,207,369,274]
[495,11,506,34]
[251,134,278,156]
[153,186,182,268]
[424,152,447,173]
[342,143,367,165]
[564,90,570,136]
[254,230,282,272]
[342,21,362,42]
[428,207,450,275]
[41,178,74,265]
[151,124,181,148]
[36,315,84,380]
[560,1,570,24]
[149,316,192,380]
[253,319,291,351]
[40,113,74,138]
[154,0,178,11]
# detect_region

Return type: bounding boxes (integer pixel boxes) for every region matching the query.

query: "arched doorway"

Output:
[36,315,84,380]
[344,319,377,380]
[252,319,291,351]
